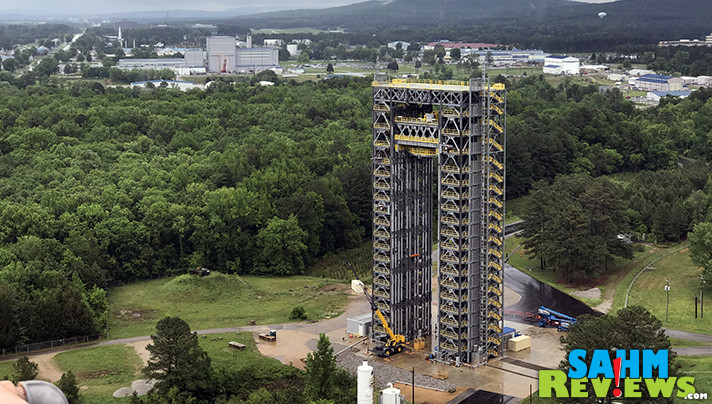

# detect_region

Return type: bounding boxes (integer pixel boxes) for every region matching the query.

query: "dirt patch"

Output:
[77,369,120,379]
[32,353,62,382]
[125,340,152,370]
[680,248,689,254]
[319,283,349,293]
[115,309,156,321]
[572,287,601,300]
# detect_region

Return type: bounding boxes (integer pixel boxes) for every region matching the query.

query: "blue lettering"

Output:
[588,350,613,379]
[642,350,668,378]
[568,349,588,379]
[616,349,639,378]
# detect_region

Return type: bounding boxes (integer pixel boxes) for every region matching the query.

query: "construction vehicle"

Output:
[343,256,405,357]
[537,306,576,331]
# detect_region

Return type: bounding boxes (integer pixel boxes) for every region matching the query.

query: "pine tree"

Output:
[304,334,337,401]
[56,371,81,404]
[12,357,38,382]
[143,317,214,400]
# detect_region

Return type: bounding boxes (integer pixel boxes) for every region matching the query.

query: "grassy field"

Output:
[505,236,660,308]
[107,273,348,339]
[53,345,142,403]
[0,359,15,379]
[670,338,710,348]
[625,248,712,335]
[252,27,328,34]
[306,241,371,282]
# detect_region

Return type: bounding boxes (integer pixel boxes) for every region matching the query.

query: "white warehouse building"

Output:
[207,36,236,73]
[543,55,580,75]
[236,48,279,72]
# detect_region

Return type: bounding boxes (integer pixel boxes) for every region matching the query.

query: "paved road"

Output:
[665,329,712,344]
[673,347,712,356]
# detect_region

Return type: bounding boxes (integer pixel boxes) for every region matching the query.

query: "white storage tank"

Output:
[380,383,404,404]
[357,361,373,404]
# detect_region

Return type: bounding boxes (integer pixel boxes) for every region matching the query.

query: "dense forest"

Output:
[2,73,712,347]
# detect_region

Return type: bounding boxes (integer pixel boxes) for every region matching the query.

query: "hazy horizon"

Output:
[0,0,618,17]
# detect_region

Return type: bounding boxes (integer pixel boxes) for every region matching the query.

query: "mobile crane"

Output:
[343,256,405,357]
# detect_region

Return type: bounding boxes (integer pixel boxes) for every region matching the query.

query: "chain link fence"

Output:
[1,335,101,358]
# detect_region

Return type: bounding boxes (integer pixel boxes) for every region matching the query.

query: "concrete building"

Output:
[646,90,691,103]
[543,55,580,75]
[236,47,279,72]
[207,36,236,73]
[424,42,499,50]
[659,33,712,47]
[286,44,300,57]
[263,39,284,47]
[184,48,204,67]
[118,58,187,70]
[635,74,683,91]
[130,80,198,91]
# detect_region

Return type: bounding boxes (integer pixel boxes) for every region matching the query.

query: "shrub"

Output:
[290,305,307,320]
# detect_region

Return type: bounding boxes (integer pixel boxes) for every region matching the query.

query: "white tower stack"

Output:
[357,361,373,404]
[246,33,253,48]
[380,383,402,404]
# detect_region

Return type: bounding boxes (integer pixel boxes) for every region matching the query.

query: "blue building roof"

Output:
[547,55,569,60]
[544,64,561,68]
[637,77,669,84]
[651,91,691,97]
[641,73,674,80]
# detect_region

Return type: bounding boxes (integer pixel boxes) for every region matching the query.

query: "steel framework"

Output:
[371,77,506,364]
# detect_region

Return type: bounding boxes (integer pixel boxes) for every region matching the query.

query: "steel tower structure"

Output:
[371,77,506,364]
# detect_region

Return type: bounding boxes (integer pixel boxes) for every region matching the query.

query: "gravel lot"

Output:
[337,350,457,391]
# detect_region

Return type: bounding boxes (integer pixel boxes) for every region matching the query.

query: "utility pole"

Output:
[665,280,670,322]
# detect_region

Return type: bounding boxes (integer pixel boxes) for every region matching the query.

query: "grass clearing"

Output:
[625,248,712,335]
[505,236,660,309]
[670,338,710,348]
[197,331,289,372]
[675,356,712,402]
[0,359,15,379]
[53,345,142,402]
[108,273,349,339]
[307,241,371,282]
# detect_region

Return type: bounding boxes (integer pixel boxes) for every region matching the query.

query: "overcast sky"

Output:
[0,0,362,15]
[0,0,617,16]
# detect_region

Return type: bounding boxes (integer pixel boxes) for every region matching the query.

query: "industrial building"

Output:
[207,36,236,73]
[635,74,683,91]
[371,76,506,364]
[236,47,279,72]
[263,39,284,47]
[658,33,712,47]
[129,80,198,91]
[646,91,691,104]
[184,48,204,67]
[118,58,188,70]
[543,55,580,75]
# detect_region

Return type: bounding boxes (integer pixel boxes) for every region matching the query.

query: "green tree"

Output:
[450,47,461,61]
[326,63,334,74]
[688,222,712,283]
[304,334,337,401]
[143,317,214,399]
[56,371,81,404]
[255,215,308,276]
[386,61,398,71]
[12,357,38,382]
[560,306,679,403]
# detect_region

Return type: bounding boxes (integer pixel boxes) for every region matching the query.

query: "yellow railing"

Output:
[374,266,390,274]
[488,235,502,246]
[444,148,469,155]
[394,134,439,144]
[373,122,390,129]
[441,292,468,302]
[442,165,468,173]
[373,290,390,299]
[487,156,503,169]
[395,116,438,125]
[376,302,390,312]
[488,286,502,296]
[441,279,468,289]
[488,336,502,345]
[374,169,390,177]
[440,317,460,327]
[441,190,467,199]
[442,178,469,186]
[488,273,502,283]
[490,104,504,115]
[489,211,503,221]
[488,298,502,308]
[441,128,462,136]
[489,261,502,271]
[441,203,468,212]
[374,242,391,251]
[374,230,390,238]
[488,310,502,321]
[376,78,470,87]
[489,197,503,208]
[441,108,460,116]
[373,278,390,287]
[442,216,468,226]
[380,158,391,165]
[490,172,503,182]
[489,222,503,233]
[442,255,464,264]
[374,218,390,226]
[488,323,502,333]
[396,145,438,157]
[441,266,467,277]
[374,181,390,190]
[488,348,500,357]
[373,104,390,111]
[440,330,462,340]
[489,248,502,258]
[489,137,504,151]
[440,342,459,351]
[373,140,390,147]
[441,306,463,315]
[490,83,506,90]
[374,254,390,263]
[489,119,504,134]
[374,194,390,202]
[489,184,503,195]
